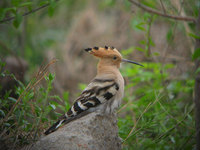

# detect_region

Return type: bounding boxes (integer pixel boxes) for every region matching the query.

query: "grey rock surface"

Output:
[28,112,122,150]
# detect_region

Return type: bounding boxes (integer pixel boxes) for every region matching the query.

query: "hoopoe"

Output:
[44,46,143,135]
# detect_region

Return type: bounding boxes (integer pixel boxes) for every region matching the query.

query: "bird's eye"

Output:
[113,56,117,60]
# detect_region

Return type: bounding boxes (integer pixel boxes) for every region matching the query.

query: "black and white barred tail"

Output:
[44,118,66,135]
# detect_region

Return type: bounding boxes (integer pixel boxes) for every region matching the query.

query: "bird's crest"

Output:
[85,46,122,59]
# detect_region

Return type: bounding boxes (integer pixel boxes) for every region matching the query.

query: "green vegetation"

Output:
[118,62,194,149]
[0,60,70,148]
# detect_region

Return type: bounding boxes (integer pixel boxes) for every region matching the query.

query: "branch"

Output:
[128,0,196,22]
[0,0,59,24]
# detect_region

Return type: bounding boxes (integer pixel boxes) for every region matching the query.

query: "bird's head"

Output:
[85,46,143,68]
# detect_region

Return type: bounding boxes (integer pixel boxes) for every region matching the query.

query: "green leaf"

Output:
[42,118,48,122]
[11,0,21,7]
[44,75,48,81]
[39,1,49,6]
[0,8,6,21]
[135,46,145,52]
[13,13,22,28]
[166,28,173,42]
[49,103,56,110]
[100,0,116,7]
[195,67,200,74]
[48,73,55,81]
[19,2,33,7]
[164,64,174,69]
[48,1,57,17]
[50,95,63,102]
[49,100,59,106]
[153,52,160,56]
[8,97,17,103]
[78,83,87,91]
[141,1,156,9]
[143,12,152,21]
[4,123,11,127]
[48,6,54,17]
[188,32,200,39]
[0,110,5,117]
[121,47,134,56]
[63,91,69,102]
[45,73,55,81]
[192,48,200,60]
[131,19,146,32]
[55,112,62,116]
[149,37,155,46]
[135,22,146,31]
[139,40,146,45]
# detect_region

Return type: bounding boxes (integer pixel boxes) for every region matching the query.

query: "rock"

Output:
[29,112,122,150]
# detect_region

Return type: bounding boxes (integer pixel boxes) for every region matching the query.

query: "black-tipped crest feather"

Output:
[93,46,99,50]
[85,48,92,52]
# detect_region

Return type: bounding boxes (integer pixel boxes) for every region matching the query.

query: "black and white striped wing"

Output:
[66,78,119,117]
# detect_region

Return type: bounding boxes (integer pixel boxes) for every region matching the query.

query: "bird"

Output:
[44,46,143,135]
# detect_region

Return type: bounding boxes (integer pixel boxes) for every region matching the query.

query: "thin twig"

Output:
[117,95,144,113]
[159,0,166,14]
[0,0,59,23]
[117,101,133,113]
[128,0,196,22]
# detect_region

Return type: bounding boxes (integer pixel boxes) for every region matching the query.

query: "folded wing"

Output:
[44,78,119,135]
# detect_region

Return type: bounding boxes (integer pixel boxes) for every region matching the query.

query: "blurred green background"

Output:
[0,0,199,149]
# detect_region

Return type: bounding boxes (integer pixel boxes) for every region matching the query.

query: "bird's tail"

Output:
[44,110,91,135]
[44,118,66,135]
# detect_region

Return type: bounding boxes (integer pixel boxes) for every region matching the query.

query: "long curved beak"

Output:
[122,59,144,67]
